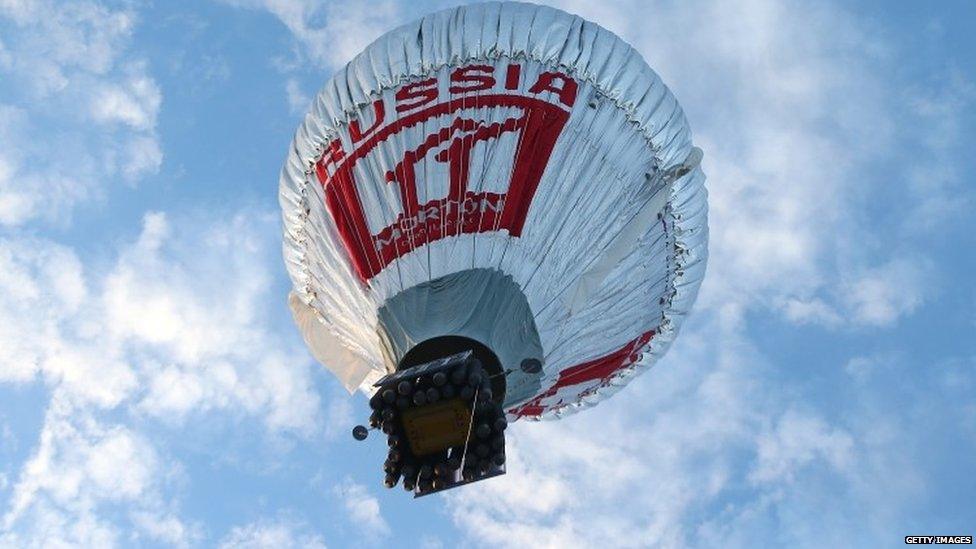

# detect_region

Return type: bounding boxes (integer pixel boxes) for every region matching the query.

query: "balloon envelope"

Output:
[281,1,707,420]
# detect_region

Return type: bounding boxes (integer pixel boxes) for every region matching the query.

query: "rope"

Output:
[458,386,480,474]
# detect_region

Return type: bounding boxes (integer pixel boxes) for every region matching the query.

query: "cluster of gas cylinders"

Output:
[366,357,508,495]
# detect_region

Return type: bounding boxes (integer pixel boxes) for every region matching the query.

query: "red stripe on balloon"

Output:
[508,330,655,418]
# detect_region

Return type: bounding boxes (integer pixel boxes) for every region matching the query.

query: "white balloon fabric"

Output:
[280,1,707,420]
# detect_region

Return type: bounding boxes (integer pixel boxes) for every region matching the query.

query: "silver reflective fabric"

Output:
[280,1,708,420]
[376,268,544,408]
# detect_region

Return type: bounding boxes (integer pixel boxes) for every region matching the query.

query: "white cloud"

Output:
[0,36,10,68]
[112,212,322,433]
[323,389,355,441]
[222,0,403,68]
[0,397,194,548]
[780,297,843,326]
[0,208,321,428]
[445,308,941,548]
[749,410,854,485]
[131,510,201,548]
[0,0,162,226]
[444,314,752,547]
[0,233,138,406]
[0,0,135,93]
[333,478,390,541]
[0,234,129,406]
[121,134,165,181]
[89,68,162,131]
[0,207,326,545]
[219,517,327,549]
[843,352,903,385]
[904,69,975,229]
[782,255,933,328]
[285,78,311,114]
[419,535,445,549]
[549,0,963,332]
[843,257,932,327]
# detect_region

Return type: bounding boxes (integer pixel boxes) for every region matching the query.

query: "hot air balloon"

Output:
[280,1,707,496]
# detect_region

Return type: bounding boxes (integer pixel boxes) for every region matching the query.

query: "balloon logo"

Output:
[314,64,576,281]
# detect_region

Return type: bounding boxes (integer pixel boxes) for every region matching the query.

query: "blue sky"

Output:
[0,0,973,547]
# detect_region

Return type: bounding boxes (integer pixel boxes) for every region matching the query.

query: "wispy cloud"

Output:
[0,209,322,431]
[903,69,975,230]
[219,515,327,549]
[841,256,933,327]
[333,477,391,542]
[553,0,967,329]
[0,208,325,544]
[0,0,163,226]
[285,78,311,115]
[220,0,404,69]
[1,398,197,547]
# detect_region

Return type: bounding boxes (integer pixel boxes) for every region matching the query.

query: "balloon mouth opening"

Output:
[398,335,506,405]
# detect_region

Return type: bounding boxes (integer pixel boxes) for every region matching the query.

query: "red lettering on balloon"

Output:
[395,78,438,112]
[315,66,579,281]
[449,65,495,94]
[504,64,521,90]
[528,71,578,108]
[349,99,385,142]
